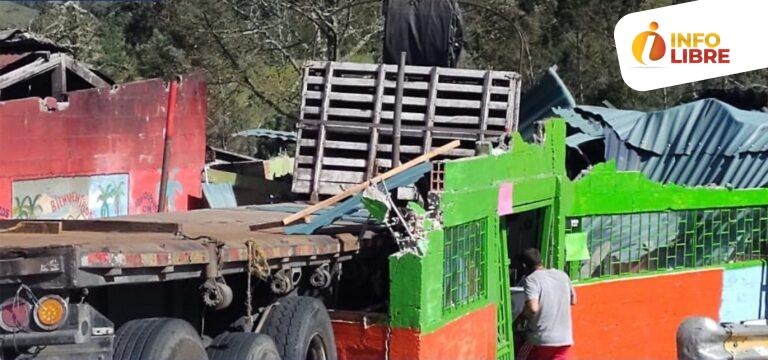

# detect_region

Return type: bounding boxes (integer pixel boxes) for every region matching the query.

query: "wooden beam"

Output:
[281,139,460,226]
[364,64,386,180]
[63,55,109,88]
[478,71,492,141]
[423,67,439,153]
[392,52,407,167]
[51,56,66,100]
[310,62,334,202]
[0,55,59,90]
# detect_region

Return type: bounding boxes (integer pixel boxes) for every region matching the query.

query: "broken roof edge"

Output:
[565,160,768,217]
[0,29,69,54]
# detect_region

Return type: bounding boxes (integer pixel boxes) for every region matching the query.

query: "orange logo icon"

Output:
[632,22,666,64]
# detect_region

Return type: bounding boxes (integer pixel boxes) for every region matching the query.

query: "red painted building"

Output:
[0,74,206,220]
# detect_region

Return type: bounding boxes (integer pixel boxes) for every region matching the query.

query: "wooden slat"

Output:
[304,60,515,80]
[291,67,312,194]
[310,62,334,201]
[297,155,367,168]
[0,55,59,90]
[423,67,438,152]
[306,91,509,110]
[507,73,522,132]
[63,55,109,89]
[296,168,365,183]
[365,64,385,179]
[478,71,492,141]
[306,75,511,95]
[302,107,507,127]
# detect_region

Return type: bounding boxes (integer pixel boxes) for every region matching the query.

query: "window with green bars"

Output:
[443,218,487,312]
[566,207,768,281]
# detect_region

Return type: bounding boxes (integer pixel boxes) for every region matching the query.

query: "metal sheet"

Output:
[560,99,768,188]
[232,128,297,142]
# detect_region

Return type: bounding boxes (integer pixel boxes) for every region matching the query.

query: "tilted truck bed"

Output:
[0,206,379,289]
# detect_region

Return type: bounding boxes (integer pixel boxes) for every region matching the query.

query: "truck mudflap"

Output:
[2,304,114,360]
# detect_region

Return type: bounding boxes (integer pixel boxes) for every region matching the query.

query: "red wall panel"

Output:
[333,304,496,360]
[570,269,723,360]
[0,74,206,218]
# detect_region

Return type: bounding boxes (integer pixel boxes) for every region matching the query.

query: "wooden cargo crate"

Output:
[293,61,521,198]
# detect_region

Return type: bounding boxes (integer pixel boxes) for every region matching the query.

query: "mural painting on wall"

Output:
[12,174,129,219]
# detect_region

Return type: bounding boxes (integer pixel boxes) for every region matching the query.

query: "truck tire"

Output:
[114,318,208,360]
[208,332,281,360]
[261,296,337,360]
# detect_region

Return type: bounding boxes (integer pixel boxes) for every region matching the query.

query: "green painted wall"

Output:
[562,161,768,216]
[388,120,568,359]
[387,117,768,359]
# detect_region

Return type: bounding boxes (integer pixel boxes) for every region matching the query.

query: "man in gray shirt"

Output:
[517,248,576,360]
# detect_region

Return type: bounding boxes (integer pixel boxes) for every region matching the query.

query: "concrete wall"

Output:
[571,263,767,360]
[720,264,766,322]
[333,304,496,360]
[0,74,206,219]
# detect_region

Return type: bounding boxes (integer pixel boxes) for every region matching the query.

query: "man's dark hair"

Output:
[520,248,542,268]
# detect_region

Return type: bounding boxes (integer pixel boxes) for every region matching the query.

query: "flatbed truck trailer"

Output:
[0,207,385,360]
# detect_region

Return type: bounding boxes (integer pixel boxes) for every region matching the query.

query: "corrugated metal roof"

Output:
[519,66,576,139]
[232,128,297,141]
[0,29,67,54]
[559,99,768,188]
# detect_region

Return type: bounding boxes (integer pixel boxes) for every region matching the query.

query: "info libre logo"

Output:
[631,22,730,65]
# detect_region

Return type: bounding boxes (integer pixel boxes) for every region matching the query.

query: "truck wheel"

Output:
[114,318,208,360]
[261,296,337,360]
[208,332,280,360]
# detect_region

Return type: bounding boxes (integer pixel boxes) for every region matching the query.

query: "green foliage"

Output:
[16,0,768,156]
[0,2,37,29]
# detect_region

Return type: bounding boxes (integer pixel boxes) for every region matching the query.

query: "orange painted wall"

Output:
[570,269,723,360]
[419,304,497,360]
[333,304,496,360]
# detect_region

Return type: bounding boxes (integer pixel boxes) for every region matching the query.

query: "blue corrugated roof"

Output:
[558,99,768,188]
[519,66,576,139]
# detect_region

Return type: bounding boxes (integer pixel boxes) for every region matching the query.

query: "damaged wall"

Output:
[0,73,206,219]
[387,120,567,359]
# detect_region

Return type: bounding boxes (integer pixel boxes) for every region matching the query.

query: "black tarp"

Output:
[383,0,463,67]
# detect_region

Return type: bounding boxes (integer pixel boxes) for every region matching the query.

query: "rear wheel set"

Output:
[113,296,337,360]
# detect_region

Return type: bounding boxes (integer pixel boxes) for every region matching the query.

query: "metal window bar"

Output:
[566,206,768,281]
[443,218,487,312]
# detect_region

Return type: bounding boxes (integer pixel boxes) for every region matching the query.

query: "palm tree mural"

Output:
[97,182,126,217]
[12,195,43,219]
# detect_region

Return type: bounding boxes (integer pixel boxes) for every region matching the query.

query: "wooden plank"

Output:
[365,64,386,179]
[303,107,507,126]
[0,221,62,234]
[62,220,180,233]
[301,119,505,136]
[291,66,312,195]
[282,140,460,226]
[296,168,365,183]
[305,91,509,111]
[63,55,109,88]
[51,56,66,100]
[304,60,512,79]
[478,71,492,141]
[507,73,522,132]
[297,155,367,168]
[306,75,513,95]
[0,56,59,90]
[423,67,438,153]
[310,62,334,202]
[392,53,407,168]
[292,180,363,195]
